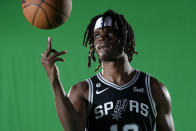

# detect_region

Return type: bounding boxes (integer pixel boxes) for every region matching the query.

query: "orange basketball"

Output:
[22,0,72,29]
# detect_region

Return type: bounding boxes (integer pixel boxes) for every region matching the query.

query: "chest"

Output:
[91,83,150,121]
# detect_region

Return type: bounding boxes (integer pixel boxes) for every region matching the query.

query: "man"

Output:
[41,10,175,131]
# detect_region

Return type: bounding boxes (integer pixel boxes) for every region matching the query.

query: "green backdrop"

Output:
[0,0,195,130]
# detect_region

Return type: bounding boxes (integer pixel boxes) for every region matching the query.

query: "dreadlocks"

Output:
[83,9,137,72]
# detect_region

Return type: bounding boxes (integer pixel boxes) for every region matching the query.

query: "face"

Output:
[93,26,124,62]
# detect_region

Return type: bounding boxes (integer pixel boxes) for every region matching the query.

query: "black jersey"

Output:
[85,70,157,131]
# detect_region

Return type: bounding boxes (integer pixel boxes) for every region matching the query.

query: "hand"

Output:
[41,37,67,82]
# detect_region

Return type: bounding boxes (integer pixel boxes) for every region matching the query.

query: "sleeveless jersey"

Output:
[85,70,157,131]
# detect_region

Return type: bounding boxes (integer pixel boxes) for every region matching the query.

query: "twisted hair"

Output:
[83,9,137,72]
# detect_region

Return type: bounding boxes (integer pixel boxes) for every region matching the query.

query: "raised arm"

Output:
[41,37,88,131]
[150,77,175,131]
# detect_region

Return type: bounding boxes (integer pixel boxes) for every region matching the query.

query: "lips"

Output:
[96,43,111,50]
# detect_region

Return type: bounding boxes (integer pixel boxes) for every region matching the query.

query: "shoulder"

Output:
[68,73,98,100]
[71,81,89,91]
[67,81,90,118]
[149,76,172,110]
[68,81,89,101]
[147,76,175,131]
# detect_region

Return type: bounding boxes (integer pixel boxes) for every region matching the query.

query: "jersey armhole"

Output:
[85,78,94,118]
[145,74,157,117]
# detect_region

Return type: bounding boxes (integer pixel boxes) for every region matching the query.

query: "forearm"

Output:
[41,37,84,130]
[50,78,85,131]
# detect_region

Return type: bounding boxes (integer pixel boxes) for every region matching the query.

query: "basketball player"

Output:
[41,10,175,131]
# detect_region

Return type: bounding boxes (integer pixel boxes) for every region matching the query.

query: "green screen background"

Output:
[0,0,195,130]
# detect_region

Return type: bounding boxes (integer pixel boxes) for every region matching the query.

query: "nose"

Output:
[99,32,108,41]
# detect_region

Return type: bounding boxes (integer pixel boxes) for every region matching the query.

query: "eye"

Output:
[108,32,114,37]
[108,30,118,37]
[94,33,100,39]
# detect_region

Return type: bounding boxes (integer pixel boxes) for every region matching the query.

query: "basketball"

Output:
[22,0,72,29]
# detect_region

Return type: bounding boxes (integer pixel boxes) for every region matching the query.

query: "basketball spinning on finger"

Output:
[22,0,72,29]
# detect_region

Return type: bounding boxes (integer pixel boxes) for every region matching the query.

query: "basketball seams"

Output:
[22,3,40,9]
[43,1,66,16]
[32,6,40,25]
[23,1,51,28]
[22,2,43,25]
[22,1,66,16]
[22,0,71,29]
[38,7,52,28]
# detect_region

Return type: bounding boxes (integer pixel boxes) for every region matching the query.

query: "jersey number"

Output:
[110,124,139,131]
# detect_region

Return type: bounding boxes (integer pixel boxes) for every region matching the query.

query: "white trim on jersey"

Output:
[96,70,140,90]
[86,79,94,117]
[85,79,94,131]
[145,74,157,117]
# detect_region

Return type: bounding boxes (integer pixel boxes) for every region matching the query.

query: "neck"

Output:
[100,53,135,86]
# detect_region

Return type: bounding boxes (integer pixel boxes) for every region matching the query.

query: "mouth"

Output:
[96,43,111,50]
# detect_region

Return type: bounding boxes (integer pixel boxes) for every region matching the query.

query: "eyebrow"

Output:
[94,31,99,34]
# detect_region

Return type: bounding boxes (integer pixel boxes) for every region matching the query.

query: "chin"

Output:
[99,54,117,62]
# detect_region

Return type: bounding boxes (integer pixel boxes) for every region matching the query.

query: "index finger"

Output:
[48,36,52,50]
